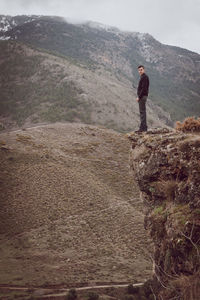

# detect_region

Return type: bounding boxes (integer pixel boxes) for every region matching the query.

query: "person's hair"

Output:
[138,65,144,69]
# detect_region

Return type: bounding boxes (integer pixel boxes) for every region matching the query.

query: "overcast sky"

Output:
[1,0,200,53]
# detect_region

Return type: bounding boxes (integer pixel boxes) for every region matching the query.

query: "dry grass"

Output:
[160,274,200,300]
[175,117,200,132]
[158,180,177,201]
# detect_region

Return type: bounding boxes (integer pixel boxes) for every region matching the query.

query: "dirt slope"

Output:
[0,122,152,287]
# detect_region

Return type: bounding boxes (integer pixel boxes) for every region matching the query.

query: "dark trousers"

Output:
[138,96,147,130]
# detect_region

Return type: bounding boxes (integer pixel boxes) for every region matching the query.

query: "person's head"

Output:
[138,65,145,76]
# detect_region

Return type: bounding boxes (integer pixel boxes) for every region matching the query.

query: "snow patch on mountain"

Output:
[0,36,10,40]
[0,15,40,35]
[137,33,159,63]
[0,16,12,32]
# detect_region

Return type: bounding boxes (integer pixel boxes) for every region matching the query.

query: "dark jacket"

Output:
[137,73,149,100]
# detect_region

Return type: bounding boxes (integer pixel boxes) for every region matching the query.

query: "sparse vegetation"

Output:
[175,116,200,132]
[153,205,165,215]
[158,180,177,201]
[129,128,200,300]
[160,274,200,300]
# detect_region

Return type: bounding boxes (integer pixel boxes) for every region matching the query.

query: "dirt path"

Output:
[0,282,144,298]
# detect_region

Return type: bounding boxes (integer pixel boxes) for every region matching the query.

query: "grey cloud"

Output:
[0,0,199,53]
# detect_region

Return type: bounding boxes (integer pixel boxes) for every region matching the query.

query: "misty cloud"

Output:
[0,0,199,53]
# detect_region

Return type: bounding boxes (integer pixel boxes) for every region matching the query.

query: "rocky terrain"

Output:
[0,123,153,298]
[128,128,200,299]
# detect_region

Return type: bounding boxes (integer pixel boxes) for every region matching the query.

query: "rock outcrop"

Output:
[128,128,200,300]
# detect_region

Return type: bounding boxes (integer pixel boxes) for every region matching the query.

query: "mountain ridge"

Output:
[0,15,200,130]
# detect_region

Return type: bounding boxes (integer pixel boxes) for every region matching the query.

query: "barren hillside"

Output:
[0,41,169,132]
[0,123,153,288]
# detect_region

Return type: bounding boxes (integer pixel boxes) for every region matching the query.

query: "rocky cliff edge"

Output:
[128,128,200,300]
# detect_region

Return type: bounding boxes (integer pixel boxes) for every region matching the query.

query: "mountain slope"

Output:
[1,15,200,122]
[0,40,170,131]
[0,122,152,286]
